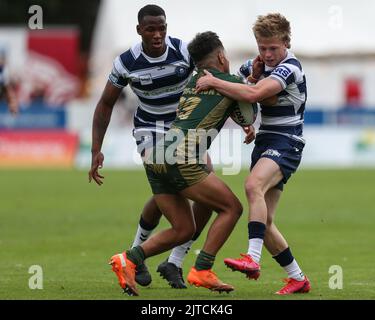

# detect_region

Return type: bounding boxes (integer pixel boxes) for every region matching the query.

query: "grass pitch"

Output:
[0,168,374,300]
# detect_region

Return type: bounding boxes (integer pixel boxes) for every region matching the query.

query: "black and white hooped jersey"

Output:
[109,36,194,135]
[238,50,307,144]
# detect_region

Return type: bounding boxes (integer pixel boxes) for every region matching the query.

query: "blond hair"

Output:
[252,13,291,48]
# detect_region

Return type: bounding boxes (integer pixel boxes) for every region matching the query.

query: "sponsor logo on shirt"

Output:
[175,66,188,77]
[139,74,153,85]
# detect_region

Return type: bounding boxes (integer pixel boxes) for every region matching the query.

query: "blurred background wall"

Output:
[1,0,374,169]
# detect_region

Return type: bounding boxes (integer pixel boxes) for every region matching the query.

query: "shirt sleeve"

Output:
[108,56,128,88]
[269,64,297,89]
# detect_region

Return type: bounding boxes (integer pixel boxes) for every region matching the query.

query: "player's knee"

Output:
[178,230,196,244]
[175,224,196,244]
[245,178,263,202]
[219,196,243,218]
[231,199,243,217]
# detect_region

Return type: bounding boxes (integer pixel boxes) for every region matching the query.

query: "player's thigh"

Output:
[247,157,284,193]
[153,194,195,231]
[180,173,242,214]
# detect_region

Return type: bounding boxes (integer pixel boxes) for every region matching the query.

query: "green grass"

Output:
[0,169,374,300]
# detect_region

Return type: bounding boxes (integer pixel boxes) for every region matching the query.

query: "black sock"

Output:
[248,221,266,240]
[139,216,158,231]
[273,247,294,267]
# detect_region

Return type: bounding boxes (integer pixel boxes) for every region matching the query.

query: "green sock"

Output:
[126,246,145,266]
[195,250,215,271]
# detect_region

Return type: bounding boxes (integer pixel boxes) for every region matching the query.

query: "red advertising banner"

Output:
[28,28,80,77]
[0,130,79,167]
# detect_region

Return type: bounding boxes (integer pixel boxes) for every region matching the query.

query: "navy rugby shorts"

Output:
[250,134,305,191]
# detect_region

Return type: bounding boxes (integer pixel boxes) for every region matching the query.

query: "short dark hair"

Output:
[138,4,166,23]
[188,31,223,64]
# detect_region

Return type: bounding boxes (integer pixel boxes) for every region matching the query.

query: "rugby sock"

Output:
[126,246,145,266]
[247,221,266,263]
[131,216,158,248]
[194,250,215,271]
[168,240,194,268]
[273,247,305,281]
[168,232,200,268]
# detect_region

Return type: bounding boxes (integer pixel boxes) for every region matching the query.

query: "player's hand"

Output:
[89,151,105,185]
[251,55,264,80]
[243,125,255,144]
[195,70,214,93]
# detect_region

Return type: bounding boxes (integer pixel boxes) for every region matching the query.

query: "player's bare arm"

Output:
[196,69,282,103]
[89,81,122,185]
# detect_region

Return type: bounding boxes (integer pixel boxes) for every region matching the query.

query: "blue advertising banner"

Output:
[0,101,66,129]
[303,108,375,125]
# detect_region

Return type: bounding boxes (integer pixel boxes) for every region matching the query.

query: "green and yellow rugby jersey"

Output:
[173,69,242,132]
[159,68,243,163]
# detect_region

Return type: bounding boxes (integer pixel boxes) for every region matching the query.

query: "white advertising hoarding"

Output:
[75,126,375,170]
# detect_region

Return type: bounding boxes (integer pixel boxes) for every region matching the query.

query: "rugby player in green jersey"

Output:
[109,31,250,296]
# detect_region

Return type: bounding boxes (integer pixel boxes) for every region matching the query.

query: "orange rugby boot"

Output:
[108,252,139,296]
[187,267,234,293]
